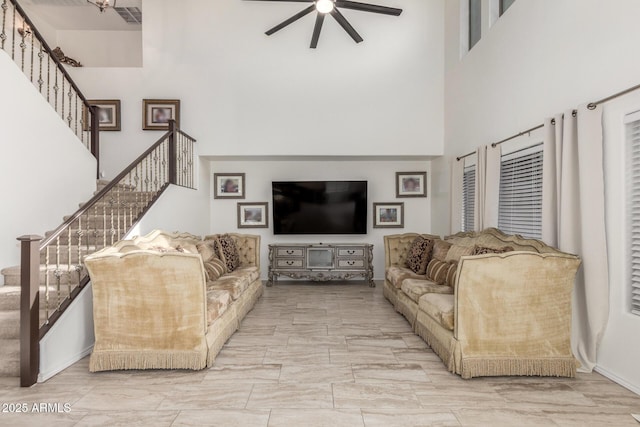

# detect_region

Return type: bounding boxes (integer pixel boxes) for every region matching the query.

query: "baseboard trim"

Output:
[594,365,640,396]
[38,345,93,383]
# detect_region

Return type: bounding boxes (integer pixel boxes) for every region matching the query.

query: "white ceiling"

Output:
[19,0,142,31]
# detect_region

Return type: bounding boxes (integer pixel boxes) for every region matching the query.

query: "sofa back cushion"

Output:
[472,245,514,255]
[405,236,434,274]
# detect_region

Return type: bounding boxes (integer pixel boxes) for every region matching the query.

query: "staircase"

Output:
[0,180,147,377]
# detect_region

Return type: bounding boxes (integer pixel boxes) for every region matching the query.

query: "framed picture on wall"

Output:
[396,171,427,198]
[84,99,121,131]
[237,202,268,228]
[214,173,245,199]
[142,99,180,130]
[373,202,404,228]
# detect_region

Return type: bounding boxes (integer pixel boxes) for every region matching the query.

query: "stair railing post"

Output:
[90,105,100,179]
[18,235,42,387]
[168,119,177,185]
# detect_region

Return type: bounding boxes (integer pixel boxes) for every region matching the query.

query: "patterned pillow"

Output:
[432,240,452,262]
[214,234,240,272]
[426,259,451,285]
[405,236,434,275]
[203,257,227,282]
[472,245,514,255]
[445,261,458,288]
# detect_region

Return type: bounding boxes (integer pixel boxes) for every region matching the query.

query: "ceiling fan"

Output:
[246,0,403,48]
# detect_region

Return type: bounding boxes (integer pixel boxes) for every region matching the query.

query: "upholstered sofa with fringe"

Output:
[383,228,581,379]
[84,230,262,372]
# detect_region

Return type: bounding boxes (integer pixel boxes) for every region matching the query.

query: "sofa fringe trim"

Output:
[459,357,577,379]
[414,320,453,369]
[89,350,207,372]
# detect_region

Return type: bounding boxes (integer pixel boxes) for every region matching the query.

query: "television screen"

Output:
[272,181,368,235]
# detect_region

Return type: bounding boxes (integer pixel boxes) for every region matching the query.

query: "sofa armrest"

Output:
[85,251,208,349]
[384,233,440,269]
[454,252,581,358]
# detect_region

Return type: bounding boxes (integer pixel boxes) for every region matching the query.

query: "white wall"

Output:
[66,0,444,178]
[57,30,142,68]
[209,158,432,280]
[0,51,97,282]
[435,0,640,393]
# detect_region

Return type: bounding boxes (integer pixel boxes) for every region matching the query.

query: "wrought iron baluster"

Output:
[1,0,8,50]
[53,67,58,111]
[61,78,65,121]
[46,55,50,102]
[29,32,33,82]
[54,236,61,315]
[10,3,15,59]
[44,244,50,324]
[67,85,72,126]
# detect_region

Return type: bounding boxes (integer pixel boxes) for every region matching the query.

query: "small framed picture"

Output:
[373,202,404,228]
[214,173,245,199]
[237,202,268,228]
[143,99,180,130]
[396,171,427,198]
[84,99,121,131]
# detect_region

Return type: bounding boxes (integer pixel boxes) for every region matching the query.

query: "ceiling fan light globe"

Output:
[316,0,334,14]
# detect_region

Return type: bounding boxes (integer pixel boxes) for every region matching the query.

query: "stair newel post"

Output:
[90,105,100,179]
[168,119,177,185]
[17,234,42,387]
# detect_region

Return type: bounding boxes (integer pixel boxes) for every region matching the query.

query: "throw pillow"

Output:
[203,257,227,282]
[405,236,434,275]
[432,240,452,262]
[214,234,240,272]
[472,245,514,255]
[445,261,458,288]
[426,259,451,285]
[196,240,217,261]
[444,244,474,263]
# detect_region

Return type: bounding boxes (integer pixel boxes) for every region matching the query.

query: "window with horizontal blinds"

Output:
[462,164,475,232]
[626,115,640,316]
[498,145,543,239]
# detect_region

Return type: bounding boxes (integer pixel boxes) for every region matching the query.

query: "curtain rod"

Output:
[455,81,640,162]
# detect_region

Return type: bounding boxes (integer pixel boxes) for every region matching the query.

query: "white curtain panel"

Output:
[541,104,610,372]
[484,144,502,228]
[450,157,465,234]
[474,146,486,231]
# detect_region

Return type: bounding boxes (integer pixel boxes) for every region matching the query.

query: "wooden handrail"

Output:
[38,123,182,249]
[9,0,92,109]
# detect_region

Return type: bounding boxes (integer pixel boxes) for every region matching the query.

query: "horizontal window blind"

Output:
[627,117,640,316]
[462,164,475,232]
[498,146,543,240]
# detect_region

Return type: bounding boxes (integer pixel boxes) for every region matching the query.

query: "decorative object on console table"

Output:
[214,173,245,199]
[396,171,427,197]
[143,99,180,130]
[268,243,374,287]
[373,202,404,228]
[238,202,268,228]
[84,100,121,131]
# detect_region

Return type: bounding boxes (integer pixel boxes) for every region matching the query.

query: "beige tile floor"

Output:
[1,281,639,426]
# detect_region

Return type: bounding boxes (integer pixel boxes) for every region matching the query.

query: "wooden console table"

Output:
[267,243,374,287]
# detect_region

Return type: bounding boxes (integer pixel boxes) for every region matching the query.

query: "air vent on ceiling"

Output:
[114,7,141,24]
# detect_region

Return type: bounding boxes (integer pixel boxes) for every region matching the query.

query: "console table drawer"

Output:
[276,248,304,257]
[338,259,365,268]
[276,259,304,268]
[337,248,365,257]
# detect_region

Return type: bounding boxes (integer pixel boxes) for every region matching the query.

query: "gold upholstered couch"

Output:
[383,228,581,379]
[84,230,263,372]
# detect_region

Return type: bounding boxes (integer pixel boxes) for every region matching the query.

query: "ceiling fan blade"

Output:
[310,13,325,48]
[330,8,363,43]
[335,0,402,16]
[265,4,316,35]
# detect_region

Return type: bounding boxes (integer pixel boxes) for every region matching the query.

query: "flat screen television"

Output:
[272,181,368,235]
